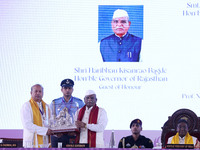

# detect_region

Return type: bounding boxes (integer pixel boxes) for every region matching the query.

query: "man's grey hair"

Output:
[31,84,44,92]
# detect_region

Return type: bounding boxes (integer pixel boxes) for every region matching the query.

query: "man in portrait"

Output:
[100,9,142,62]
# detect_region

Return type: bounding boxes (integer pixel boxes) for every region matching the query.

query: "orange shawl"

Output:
[29,98,47,146]
[171,132,193,144]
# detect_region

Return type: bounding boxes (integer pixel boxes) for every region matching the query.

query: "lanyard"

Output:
[38,102,44,116]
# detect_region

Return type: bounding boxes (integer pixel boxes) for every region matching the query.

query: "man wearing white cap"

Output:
[100,9,142,62]
[75,90,108,148]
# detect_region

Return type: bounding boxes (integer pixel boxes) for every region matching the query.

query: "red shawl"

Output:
[77,104,99,147]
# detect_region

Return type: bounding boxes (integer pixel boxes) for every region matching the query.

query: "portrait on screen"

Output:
[98,5,143,62]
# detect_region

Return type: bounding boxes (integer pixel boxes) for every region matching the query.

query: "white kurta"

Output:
[75,106,108,148]
[20,101,48,147]
[168,135,197,144]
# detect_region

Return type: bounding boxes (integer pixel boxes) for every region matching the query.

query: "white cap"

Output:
[113,9,129,19]
[85,90,96,96]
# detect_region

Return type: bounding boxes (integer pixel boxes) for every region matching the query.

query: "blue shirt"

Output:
[100,33,142,62]
[50,96,84,121]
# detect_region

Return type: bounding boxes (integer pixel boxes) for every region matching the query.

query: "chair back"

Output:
[161,108,200,147]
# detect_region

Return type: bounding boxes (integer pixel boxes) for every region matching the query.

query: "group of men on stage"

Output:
[21,79,108,148]
[20,79,200,148]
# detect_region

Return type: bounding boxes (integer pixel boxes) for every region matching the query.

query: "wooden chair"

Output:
[161,108,200,148]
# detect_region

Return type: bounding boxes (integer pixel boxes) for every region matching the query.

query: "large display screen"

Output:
[1,0,200,130]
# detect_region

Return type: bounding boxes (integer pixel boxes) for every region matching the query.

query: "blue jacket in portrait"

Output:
[100,32,142,62]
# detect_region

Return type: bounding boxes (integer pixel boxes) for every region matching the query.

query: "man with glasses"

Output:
[167,119,200,148]
[75,90,108,148]
[100,9,142,62]
[21,84,53,148]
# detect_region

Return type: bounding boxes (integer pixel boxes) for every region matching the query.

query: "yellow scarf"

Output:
[171,132,193,144]
[29,98,47,146]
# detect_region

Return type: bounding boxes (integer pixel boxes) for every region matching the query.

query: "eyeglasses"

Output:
[85,96,96,100]
[112,20,129,25]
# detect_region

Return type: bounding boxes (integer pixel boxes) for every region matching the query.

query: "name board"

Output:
[0,143,17,148]
[65,143,89,148]
[166,144,194,149]
[0,138,23,148]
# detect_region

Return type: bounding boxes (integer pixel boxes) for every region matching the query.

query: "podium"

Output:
[52,128,80,144]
